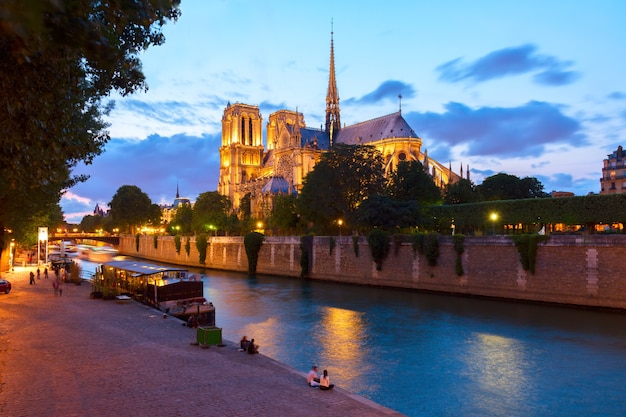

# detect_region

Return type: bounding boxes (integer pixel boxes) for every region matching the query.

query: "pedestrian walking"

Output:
[37,267,41,280]
[52,279,59,296]
[29,271,35,285]
[44,267,48,279]
[58,279,63,296]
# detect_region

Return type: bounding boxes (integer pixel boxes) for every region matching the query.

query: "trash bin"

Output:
[196,326,222,346]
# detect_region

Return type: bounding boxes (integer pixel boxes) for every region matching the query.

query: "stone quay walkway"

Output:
[0,266,404,417]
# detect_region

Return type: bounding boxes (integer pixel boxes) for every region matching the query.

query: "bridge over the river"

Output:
[50,233,120,246]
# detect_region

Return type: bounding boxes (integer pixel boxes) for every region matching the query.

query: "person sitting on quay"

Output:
[319,369,334,390]
[239,335,250,352]
[306,365,320,387]
[247,338,259,354]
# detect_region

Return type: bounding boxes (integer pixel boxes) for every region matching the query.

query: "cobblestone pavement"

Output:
[0,266,405,417]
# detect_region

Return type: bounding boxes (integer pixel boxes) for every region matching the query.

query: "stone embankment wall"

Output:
[119,234,626,310]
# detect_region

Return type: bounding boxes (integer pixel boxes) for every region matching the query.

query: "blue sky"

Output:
[61,0,626,223]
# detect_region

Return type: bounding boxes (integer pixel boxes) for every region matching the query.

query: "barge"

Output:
[94,260,215,326]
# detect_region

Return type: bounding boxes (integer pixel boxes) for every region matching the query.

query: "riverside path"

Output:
[0,266,403,417]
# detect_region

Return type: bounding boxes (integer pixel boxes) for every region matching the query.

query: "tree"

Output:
[267,194,302,235]
[192,191,233,234]
[80,215,105,233]
[387,160,441,205]
[171,203,193,234]
[355,195,421,231]
[298,144,386,233]
[478,173,550,200]
[0,1,179,257]
[108,185,154,233]
[444,178,481,204]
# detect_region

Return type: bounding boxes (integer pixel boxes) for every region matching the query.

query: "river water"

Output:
[77,257,626,417]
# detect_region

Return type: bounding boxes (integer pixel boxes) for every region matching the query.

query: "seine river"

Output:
[79,257,626,417]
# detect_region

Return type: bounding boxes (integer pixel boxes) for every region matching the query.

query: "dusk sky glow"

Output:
[61,0,626,223]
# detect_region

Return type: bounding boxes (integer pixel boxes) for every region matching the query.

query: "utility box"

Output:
[196,326,222,346]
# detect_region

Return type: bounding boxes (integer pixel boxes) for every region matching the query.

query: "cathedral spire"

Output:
[325,19,340,145]
[176,182,180,199]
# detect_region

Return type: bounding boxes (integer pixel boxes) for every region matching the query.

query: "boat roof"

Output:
[102,260,188,276]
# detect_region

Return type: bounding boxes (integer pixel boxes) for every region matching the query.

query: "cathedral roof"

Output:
[299,128,330,150]
[261,176,294,194]
[335,111,419,145]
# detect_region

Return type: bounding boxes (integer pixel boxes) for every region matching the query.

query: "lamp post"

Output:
[490,212,498,235]
[337,219,343,236]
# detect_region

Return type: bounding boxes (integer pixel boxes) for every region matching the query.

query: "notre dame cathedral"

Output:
[218,30,465,219]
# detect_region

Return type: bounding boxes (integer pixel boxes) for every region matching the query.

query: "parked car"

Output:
[0,279,11,294]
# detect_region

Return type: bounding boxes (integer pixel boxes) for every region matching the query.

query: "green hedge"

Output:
[426,194,626,232]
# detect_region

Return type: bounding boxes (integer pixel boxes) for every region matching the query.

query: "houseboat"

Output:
[94,260,214,326]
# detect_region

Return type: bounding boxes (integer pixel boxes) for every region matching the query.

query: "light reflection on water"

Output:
[77,258,626,417]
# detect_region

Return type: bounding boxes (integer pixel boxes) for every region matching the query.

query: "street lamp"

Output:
[337,219,343,236]
[490,212,498,235]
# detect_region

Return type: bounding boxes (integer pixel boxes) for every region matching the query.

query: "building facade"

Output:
[218,30,464,218]
[600,145,626,195]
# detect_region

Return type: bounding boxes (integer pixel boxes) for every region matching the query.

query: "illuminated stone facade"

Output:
[218,31,464,218]
[600,145,626,195]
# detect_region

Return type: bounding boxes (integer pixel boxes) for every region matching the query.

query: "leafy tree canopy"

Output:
[0,0,179,249]
[387,160,441,205]
[477,173,550,201]
[192,191,233,234]
[298,144,385,233]
[444,178,481,204]
[171,203,193,235]
[108,185,154,233]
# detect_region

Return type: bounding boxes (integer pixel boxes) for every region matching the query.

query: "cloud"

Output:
[437,44,579,86]
[608,91,626,100]
[406,100,585,158]
[343,80,416,106]
[62,133,222,223]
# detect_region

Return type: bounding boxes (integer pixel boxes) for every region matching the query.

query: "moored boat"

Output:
[94,260,214,326]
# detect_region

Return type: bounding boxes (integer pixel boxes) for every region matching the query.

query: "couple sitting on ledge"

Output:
[307,365,334,390]
[239,335,258,354]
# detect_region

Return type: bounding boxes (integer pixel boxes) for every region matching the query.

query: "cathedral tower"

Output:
[325,23,340,145]
[218,102,264,209]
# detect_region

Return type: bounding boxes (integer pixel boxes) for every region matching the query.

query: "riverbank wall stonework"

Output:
[119,234,626,310]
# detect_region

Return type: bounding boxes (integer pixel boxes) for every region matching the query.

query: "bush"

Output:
[424,232,440,267]
[352,235,360,257]
[452,234,465,276]
[174,235,181,254]
[512,234,549,274]
[300,235,313,278]
[185,237,191,256]
[195,234,208,265]
[244,232,265,276]
[367,229,390,271]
